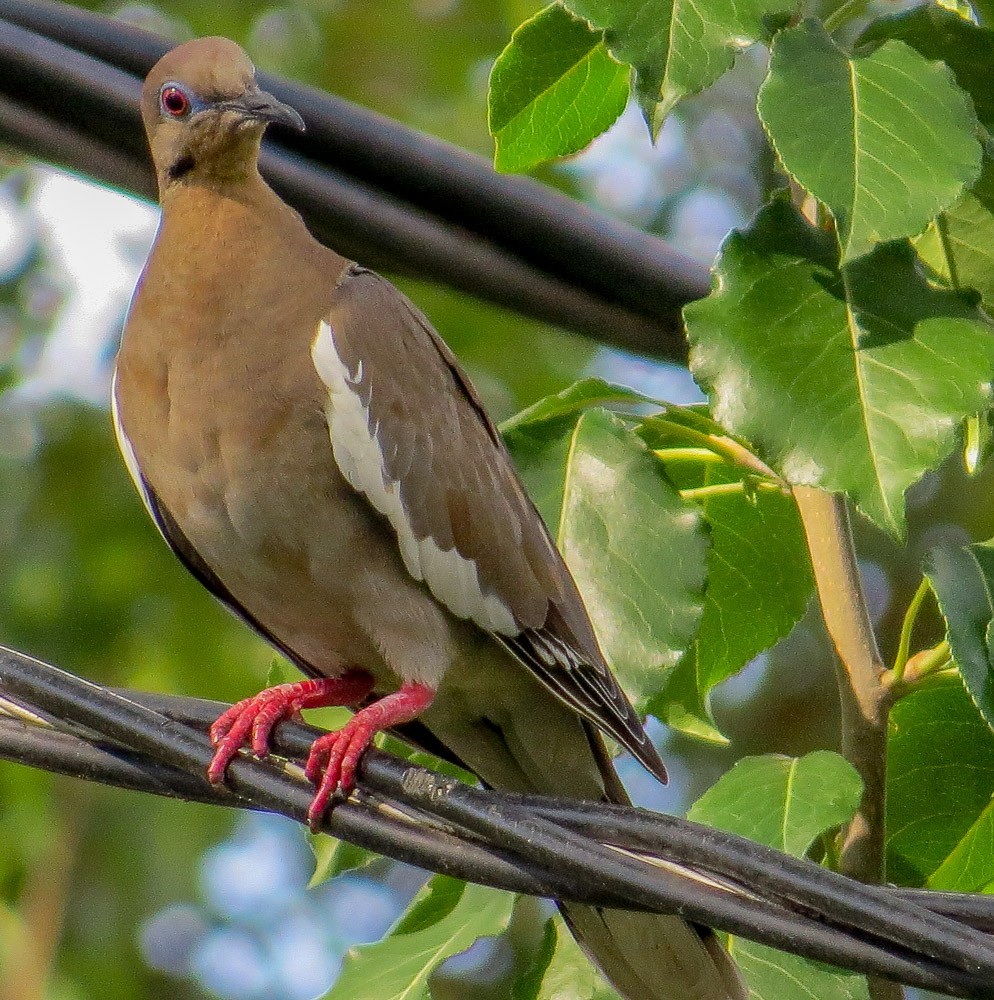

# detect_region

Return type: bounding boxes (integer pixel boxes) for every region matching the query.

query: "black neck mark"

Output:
[168,154,196,181]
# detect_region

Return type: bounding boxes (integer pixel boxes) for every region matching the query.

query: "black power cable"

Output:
[0,0,712,359]
[2,647,994,997]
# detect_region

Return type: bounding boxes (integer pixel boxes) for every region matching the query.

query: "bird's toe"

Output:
[303,719,377,829]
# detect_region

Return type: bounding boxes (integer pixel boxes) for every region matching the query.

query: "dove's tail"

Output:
[419,644,748,1000]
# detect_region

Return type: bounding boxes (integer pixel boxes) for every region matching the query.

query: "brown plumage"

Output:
[113,36,746,1000]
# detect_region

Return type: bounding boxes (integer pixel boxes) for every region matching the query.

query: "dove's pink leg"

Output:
[207,672,435,830]
[303,682,436,829]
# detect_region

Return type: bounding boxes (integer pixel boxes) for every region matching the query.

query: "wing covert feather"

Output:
[324,265,559,630]
[318,265,667,781]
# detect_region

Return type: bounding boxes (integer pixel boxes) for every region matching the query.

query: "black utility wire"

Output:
[0,0,708,314]
[0,0,709,358]
[3,647,994,997]
[171,692,994,972]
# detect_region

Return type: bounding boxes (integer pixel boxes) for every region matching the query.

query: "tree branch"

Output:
[794,484,896,1000]
[2,646,994,997]
[0,777,87,1000]
[793,487,890,888]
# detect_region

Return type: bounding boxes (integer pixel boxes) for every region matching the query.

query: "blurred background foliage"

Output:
[1,2,991,999]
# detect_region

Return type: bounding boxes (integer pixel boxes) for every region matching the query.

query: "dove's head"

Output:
[142,36,304,191]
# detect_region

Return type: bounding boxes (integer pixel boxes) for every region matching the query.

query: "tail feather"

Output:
[566,720,747,1000]
[417,640,747,1000]
[562,905,747,1000]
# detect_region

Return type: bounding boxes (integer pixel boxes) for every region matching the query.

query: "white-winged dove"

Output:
[113,37,746,1000]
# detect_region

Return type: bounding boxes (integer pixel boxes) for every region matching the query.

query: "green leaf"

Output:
[916,154,994,312]
[514,915,621,1000]
[685,196,994,537]
[661,457,813,695]
[925,541,994,732]
[505,413,577,532]
[309,834,377,887]
[558,410,708,705]
[389,875,465,935]
[265,655,296,688]
[707,752,867,997]
[928,797,994,892]
[687,751,862,857]
[858,5,994,133]
[499,377,655,435]
[886,681,994,885]
[936,0,976,17]
[564,0,791,135]
[651,653,729,744]
[501,380,658,529]
[323,877,515,1000]
[489,3,629,172]
[643,440,812,741]
[964,411,994,476]
[894,8,994,316]
[728,940,870,1000]
[505,408,709,707]
[758,20,981,262]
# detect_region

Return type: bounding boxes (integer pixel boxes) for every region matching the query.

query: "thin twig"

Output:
[0,779,88,1000]
[891,577,933,678]
[793,487,889,887]
[679,480,782,502]
[645,417,785,482]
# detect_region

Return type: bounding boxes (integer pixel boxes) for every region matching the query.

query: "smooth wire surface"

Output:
[0,0,707,357]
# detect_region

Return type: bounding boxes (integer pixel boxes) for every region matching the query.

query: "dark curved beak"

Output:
[217,88,306,132]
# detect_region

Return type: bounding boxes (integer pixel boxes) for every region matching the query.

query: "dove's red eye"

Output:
[160,86,190,118]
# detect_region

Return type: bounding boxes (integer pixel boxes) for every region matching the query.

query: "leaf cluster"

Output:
[479,0,994,995]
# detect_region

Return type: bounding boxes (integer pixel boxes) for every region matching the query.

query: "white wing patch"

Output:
[310,320,517,636]
[111,369,165,539]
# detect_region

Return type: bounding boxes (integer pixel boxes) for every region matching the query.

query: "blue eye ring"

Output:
[160,83,191,118]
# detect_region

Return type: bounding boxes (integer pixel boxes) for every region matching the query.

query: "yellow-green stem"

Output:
[891,577,933,680]
[793,489,890,884]
[679,480,782,502]
[646,418,783,482]
[823,0,872,32]
[654,447,725,464]
[903,640,952,686]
